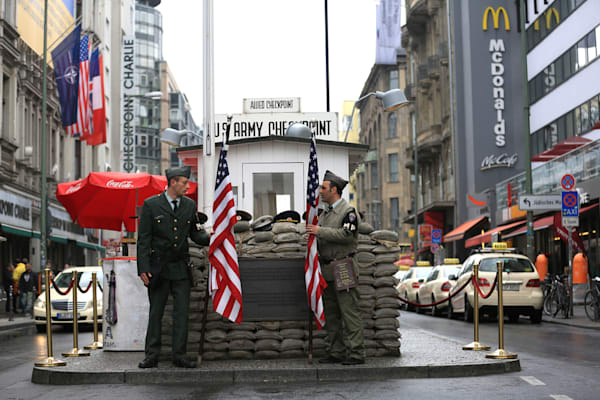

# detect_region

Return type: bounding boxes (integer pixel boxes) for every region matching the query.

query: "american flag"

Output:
[66,34,91,138]
[208,144,243,323]
[305,136,327,328]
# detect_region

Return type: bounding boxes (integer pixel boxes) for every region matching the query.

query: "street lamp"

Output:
[160,128,203,147]
[343,88,408,142]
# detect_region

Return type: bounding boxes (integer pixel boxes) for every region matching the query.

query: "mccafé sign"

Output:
[482,6,510,31]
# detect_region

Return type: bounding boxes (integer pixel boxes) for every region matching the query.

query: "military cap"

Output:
[274,210,300,223]
[236,210,252,221]
[165,166,191,181]
[323,170,348,191]
[252,215,274,231]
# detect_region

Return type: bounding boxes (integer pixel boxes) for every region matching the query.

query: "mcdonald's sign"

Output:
[533,8,560,31]
[482,6,510,31]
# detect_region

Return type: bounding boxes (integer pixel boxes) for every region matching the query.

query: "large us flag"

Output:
[305,136,327,328]
[209,144,243,323]
[66,34,91,138]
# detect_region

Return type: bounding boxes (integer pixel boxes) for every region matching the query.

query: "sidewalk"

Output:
[0,312,36,339]
[542,304,600,330]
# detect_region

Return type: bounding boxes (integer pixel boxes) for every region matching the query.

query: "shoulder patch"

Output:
[342,211,358,233]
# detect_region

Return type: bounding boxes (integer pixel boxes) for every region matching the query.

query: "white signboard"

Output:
[214,112,338,142]
[49,206,87,242]
[243,97,300,114]
[518,195,562,211]
[121,36,136,173]
[562,216,579,227]
[0,188,32,230]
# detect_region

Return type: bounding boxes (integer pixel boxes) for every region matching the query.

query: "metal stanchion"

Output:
[463,264,490,351]
[84,273,103,350]
[8,283,14,322]
[62,270,90,357]
[486,261,517,359]
[35,267,66,367]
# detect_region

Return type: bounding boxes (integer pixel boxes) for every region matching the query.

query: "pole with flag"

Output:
[305,131,327,329]
[86,48,107,146]
[208,115,243,323]
[66,33,90,138]
[51,24,81,128]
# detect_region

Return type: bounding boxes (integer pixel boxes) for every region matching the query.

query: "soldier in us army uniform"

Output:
[306,170,365,365]
[137,166,210,369]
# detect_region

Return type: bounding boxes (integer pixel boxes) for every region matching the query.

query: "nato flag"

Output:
[51,24,81,127]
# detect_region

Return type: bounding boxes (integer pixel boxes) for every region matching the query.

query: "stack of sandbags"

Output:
[235,219,307,259]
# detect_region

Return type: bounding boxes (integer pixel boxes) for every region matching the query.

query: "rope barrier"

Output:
[472,272,498,299]
[77,280,93,294]
[97,283,103,293]
[397,274,473,307]
[50,278,75,296]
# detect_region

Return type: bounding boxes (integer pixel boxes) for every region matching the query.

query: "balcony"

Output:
[417,64,431,89]
[439,41,449,65]
[406,0,428,35]
[427,55,439,79]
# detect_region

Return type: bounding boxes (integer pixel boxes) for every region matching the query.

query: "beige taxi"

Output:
[448,244,543,323]
[395,261,432,312]
[33,266,103,332]
[417,259,462,317]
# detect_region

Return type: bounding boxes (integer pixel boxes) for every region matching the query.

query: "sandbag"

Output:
[374,276,397,288]
[359,222,374,234]
[229,339,255,351]
[234,221,251,233]
[373,245,401,254]
[255,350,280,359]
[280,328,305,340]
[375,287,400,298]
[273,232,303,244]
[370,230,399,242]
[255,330,283,340]
[374,264,399,277]
[229,350,253,359]
[374,308,400,319]
[374,329,401,340]
[272,243,303,252]
[375,253,399,263]
[374,318,400,330]
[280,338,304,351]
[254,231,274,243]
[255,339,282,352]
[272,222,298,234]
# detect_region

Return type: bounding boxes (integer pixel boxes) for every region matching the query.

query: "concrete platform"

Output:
[32,326,520,385]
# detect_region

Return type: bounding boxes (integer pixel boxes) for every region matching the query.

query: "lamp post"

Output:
[203,0,216,225]
[40,0,49,271]
[161,128,203,147]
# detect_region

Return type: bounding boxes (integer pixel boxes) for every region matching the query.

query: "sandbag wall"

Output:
[159,220,402,360]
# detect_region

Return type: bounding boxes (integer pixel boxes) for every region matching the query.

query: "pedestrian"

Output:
[18,263,37,316]
[12,258,27,312]
[137,166,210,369]
[306,170,365,365]
[3,264,15,313]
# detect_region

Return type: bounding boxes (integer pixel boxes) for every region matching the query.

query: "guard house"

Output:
[174,108,368,217]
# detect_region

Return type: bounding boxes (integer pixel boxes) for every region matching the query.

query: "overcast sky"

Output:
[157,0,379,124]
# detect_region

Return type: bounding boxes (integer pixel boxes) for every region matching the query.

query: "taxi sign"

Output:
[492,242,508,250]
[416,261,431,266]
[561,191,579,217]
[443,258,460,264]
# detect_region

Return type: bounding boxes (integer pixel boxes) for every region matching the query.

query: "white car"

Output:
[396,264,433,312]
[417,261,462,317]
[33,266,103,332]
[448,246,543,323]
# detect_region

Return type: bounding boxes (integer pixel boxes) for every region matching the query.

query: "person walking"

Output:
[12,258,27,313]
[306,170,365,365]
[18,263,37,316]
[137,166,210,369]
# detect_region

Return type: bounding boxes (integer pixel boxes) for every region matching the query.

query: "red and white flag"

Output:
[66,34,91,138]
[208,143,243,323]
[305,135,327,328]
[86,48,106,146]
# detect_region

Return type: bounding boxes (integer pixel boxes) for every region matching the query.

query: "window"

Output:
[371,163,378,189]
[390,197,399,228]
[388,113,397,138]
[253,172,294,218]
[343,115,352,132]
[389,69,399,89]
[388,153,399,182]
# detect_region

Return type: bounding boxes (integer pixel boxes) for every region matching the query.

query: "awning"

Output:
[1,224,34,238]
[443,216,487,243]
[77,240,105,251]
[465,219,526,248]
[531,136,591,162]
[394,256,414,267]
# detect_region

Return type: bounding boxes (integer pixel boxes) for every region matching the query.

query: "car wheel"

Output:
[415,296,423,314]
[403,292,413,311]
[447,300,454,319]
[464,296,474,322]
[431,295,441,317]
[508,312,520,323]
[35,324,46,333]
[530,309,542,324]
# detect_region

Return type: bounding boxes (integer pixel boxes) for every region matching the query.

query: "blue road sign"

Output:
[431,229,442,244]
[561,191,579,217]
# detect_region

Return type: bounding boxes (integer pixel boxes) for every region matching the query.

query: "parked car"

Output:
[33,266,103,332]
[448,244,543,323]
[396,262,432,312]
[417,259,462,317]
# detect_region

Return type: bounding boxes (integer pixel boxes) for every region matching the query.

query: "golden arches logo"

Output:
[533,8,560,31]
[482,7,510,31]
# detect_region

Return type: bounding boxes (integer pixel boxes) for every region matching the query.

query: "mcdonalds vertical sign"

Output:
[17,0,75,57]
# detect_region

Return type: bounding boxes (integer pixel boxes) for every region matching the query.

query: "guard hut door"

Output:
[242,163,304,218]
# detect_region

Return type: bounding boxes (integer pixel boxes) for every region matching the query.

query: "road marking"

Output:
[520,376,545,386]
[550,395,574,400]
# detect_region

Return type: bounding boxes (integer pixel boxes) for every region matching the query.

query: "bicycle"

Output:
[584,277,600,321]
[543,274,570,318]
[541,273,553,316]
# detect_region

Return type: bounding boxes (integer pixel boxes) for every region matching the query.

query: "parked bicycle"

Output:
[543,274,570,318]
[541,273,553,315]
[584,277,600,321]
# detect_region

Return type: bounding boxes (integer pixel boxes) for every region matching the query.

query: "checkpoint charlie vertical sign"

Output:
[121,36,136,173]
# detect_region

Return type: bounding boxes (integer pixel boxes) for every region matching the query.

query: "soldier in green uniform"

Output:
[137,166,210,369]
[306,170,365,365]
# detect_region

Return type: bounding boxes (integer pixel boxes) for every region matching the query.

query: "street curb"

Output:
[542,318,600,331]
[0,320,36,340]
[31,359,520,385]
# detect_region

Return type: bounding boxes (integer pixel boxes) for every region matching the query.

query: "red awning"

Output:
[532,136,591,162]
[395,256,414,266]
[443,216,487,243]
[464,219,527,248]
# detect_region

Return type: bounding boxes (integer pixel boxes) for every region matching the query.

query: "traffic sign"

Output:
[431,229,442,244]
[431,243,439,253]
[561,174,575,191]
[518,195,562,211]
[561,191,579,217]
[562,216,579,227]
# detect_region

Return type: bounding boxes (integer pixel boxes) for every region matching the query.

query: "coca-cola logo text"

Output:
[106,180,135,189]
[66,183,82,194]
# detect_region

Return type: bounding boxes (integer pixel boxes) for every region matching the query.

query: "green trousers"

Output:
[322,283,365,361]
[144,278,191,360]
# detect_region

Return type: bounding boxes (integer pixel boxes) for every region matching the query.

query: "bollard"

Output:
[62,270,90,357]
[35,268,66,367]
[463,263,490,351]
[84,273,103,350]
[486,261,518,359]
[8,283,14,322]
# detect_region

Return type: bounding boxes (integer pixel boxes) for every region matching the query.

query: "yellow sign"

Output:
[443,258,460,264]
[482,6,510,31]
[492,242,508,250]
[416,261,431,266]
[17,0,75,57]
[409,228,415,238]
[533,8,559,31]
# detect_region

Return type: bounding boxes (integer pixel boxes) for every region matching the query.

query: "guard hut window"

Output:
[253,172,294,219]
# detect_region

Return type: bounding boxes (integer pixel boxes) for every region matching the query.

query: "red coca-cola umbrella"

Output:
[56,172,197,232]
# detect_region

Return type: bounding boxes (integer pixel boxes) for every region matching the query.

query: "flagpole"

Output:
[202,0,215,226]
[40,0,49,270]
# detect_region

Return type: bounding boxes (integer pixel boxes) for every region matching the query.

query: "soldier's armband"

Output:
[341,211,358,234]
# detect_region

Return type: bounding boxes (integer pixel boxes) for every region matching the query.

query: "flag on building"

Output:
[305,135,327,329]
[376,0,402,65]
[86,48,107,146]
[208,142,243,323]
[66,34,91,138]
[51,24,81,127]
